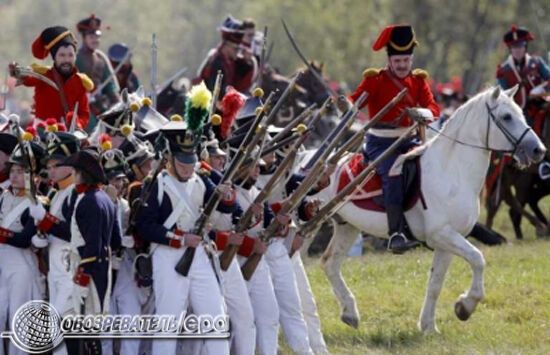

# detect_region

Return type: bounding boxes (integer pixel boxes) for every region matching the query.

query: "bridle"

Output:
[424,101,532,156]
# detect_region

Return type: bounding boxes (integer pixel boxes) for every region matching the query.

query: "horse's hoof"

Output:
[454,300,471,321]
[341,314,359,328]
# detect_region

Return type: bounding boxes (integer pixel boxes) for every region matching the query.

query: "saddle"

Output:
[337,152,425,212]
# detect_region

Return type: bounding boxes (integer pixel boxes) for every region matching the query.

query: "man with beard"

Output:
[76,14,120,131]
[108,43,141,93]
[348,24,440,253]
[9,26,93,129]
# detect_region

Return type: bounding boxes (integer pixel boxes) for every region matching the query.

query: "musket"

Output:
[281,19,338,98]
[264,103,316,150]
[150,33,158,109]
[218,126,310,270]
[328,88,408,165]
[174,91,276,276]
[301,92,367,171]
[125,136,167,236]
[209,71,223,119]
[240,103,321,171]
[240,100,363,280]
[256,26,268,88]
[290,123,420,257]
[156,67,188,95]
[238,73,301,166]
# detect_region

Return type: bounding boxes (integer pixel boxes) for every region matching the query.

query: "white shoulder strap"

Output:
[1,198,31,229]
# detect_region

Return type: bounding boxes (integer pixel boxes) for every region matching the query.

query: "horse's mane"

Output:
[437,87,495,134]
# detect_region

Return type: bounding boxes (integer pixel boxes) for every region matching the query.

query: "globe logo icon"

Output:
[10,300,63,354]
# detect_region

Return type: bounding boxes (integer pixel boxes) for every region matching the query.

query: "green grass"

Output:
[293,203,550,354]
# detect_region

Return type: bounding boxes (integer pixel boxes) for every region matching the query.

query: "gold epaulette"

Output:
[412,68,429,80]
[77,73,94,92]
[362,68,381,77]
[30,63,50,75]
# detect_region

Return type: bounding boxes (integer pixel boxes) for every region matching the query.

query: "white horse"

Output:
[311,86,545,333]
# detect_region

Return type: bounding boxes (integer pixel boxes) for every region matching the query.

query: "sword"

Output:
[16,67,59,91]
[92,48,132,96]
[281,19,338,98]
[69,101,79,133]
[156,66,188,95]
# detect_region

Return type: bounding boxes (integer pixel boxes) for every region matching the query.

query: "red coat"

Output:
[196,46,257,94]
[21,64,93,129]
[350,67,440,128]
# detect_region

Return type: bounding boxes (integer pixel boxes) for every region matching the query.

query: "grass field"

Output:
[298,206,550,354]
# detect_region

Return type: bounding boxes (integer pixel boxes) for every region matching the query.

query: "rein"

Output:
[423,102,532,155]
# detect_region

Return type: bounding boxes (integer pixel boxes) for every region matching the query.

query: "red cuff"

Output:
[0,227,14,239]
[238,236,255,257]
[271,202,282,214]
[37,213,60,233]
[215,231,230,251]
[73,267,91,286]
[169,238,182,249]
[0,236,8,244]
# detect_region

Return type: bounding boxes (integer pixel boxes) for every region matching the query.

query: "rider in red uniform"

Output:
[349,24,440,253]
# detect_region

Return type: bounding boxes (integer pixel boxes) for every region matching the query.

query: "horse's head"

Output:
[485,85,546,167]
[297,61,331,106]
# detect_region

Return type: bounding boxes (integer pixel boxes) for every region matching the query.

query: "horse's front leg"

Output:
[418,248,453,333]
[320,221,361,328]
[431,225,486,321]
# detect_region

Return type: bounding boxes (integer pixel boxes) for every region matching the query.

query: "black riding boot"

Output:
[386,204,419,254]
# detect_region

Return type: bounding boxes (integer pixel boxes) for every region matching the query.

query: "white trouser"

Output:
[239,255,279,355]
[221,256,256,354]
[292,253,329,354]
[152,244,229,355]
[48,239,74,355]
[265,239,313,355]
[0,245,40,355]
[102,252,144,355]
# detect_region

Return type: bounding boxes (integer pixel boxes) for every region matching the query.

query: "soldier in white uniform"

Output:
[29,130,81,355]
[135,121,232,355]
[204,139,257,355]
[100,147,143,355]
[233,160,288,355]
[0,138,45,355]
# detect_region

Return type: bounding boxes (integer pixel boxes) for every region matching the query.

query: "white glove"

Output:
[409,108,434,122]
[31,235,48,248]
[29,203,46,222]
[121,235,135,248]
[530,85,545,96]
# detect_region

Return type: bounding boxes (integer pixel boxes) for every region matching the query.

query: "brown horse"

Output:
[485,104,550,239]
[260,62,338,146]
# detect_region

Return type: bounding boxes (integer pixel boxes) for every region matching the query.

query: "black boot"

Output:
[386,204,419,254]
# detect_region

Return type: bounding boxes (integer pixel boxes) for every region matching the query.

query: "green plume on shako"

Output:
[185,81,212,135]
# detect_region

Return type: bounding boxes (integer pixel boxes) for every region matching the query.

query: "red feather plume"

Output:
[220,87,246,140]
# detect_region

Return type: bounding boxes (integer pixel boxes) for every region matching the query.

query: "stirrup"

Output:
[387,233,419,254]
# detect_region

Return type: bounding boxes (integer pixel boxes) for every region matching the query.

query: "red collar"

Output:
[75,183,100,194]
